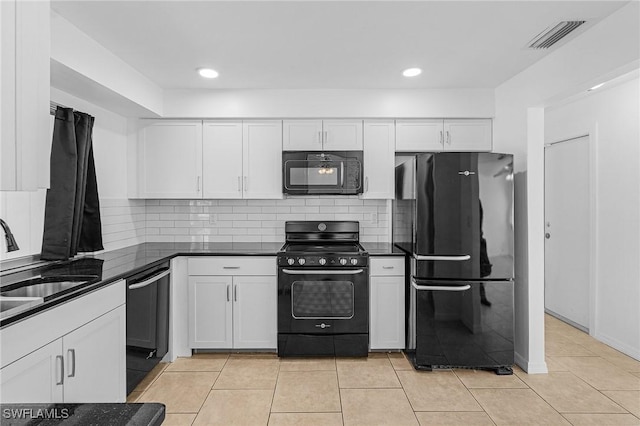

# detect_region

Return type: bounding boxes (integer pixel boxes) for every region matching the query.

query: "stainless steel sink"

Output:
[0,275,99,300]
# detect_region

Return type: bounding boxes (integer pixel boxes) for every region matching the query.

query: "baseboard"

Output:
[515,351,548,374]
[595,332,640,361]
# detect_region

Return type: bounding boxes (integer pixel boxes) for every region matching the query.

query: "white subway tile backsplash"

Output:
[144,197,391,243]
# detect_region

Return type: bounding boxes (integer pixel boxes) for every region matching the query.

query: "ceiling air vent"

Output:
[527,21,586,49]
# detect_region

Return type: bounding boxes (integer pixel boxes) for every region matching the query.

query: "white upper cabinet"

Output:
[396,119,492,152]
[242,121,283,199]
[442,119,492,151]
[1,0,50,191]
[362,120,395,199]
[202,121,244,199]
[283,119,363,151]
[137,120,203,198]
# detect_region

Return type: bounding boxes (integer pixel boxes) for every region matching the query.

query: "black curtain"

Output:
[41,107,103,260]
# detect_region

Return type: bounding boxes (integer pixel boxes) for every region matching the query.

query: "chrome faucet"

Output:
[0,218,19,252]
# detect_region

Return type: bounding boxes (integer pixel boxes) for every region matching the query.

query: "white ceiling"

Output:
[51,1,629,90]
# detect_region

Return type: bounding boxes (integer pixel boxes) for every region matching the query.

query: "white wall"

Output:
[545,77,640,359]
[162,88,495,119]
[494,2,640,372]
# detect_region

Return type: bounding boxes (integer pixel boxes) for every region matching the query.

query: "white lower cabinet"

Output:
[0,280,126,403]
[369,257,405,350]
[188,257,277,350]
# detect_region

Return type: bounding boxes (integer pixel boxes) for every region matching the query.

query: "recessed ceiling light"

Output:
[588,83,604,91]
[403,68,422,77]
[198,68,219,79]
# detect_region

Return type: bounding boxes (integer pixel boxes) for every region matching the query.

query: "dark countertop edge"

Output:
[0,403,165,426]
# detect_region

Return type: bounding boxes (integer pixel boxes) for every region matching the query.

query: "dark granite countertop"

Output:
[360,243,407,256]
[0,403,164,426]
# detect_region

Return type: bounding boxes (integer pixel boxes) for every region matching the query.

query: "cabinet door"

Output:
[370,275,405,350]
[188,276,233,348]
[202,121,243,199]
[233,276,277,349]
[443,119,492,151]
[138,121,203,198]
[0,339,64,403]
[395,119,443,152]
[283,120,323,150]
[323,120,363,150]
[243,121,283,199]
[362,120,395,199]
[1,0,50,191]
[63,305,126,403]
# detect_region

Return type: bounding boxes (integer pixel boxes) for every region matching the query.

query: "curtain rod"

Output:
[49,101,69,115]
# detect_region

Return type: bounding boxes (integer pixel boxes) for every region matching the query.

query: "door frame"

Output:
[544,129,598,335]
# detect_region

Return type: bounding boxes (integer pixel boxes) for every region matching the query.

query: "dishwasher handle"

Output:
[128,269,171,290]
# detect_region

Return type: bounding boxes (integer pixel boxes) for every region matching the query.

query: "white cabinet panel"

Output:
[323,120,363,150]
[395,119,443,151]
[188,276,233,349]
[283,120,323,150]
[188,257,276,276]
[370,257,405,350]
[0,340,64,403]
[443,119,492,151]
[137,121,203,198]
[243,121,283,199]
[283,119,362,151]
[1,0,50,191]
[233,276,277,349]
[202,121,243,199]
[63,305,126,403]
[362,120,395,199]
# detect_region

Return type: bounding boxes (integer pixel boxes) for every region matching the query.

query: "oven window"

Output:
[291,280,354,319]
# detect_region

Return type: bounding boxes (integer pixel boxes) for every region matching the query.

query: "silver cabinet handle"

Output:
[318,131,322,145]
[226,284,230,302]
[365,177,369,192]
[446,131,451,145]
[382,266,395,269]
[237,176,242,192]
[56,355,64,385]
[282,269,363,275]
[197,176,201,192]
[440,131,444,145]
[128,269,170,290]
[244,176,248,191]
[223,266,240,269]
[413,254,470,261]
[67,349,76,378]
[411,278,470,292]
[233,285,237,302]
[323,130,328,144]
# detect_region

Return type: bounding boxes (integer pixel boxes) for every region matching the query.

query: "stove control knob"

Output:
[287,258,295,266]
[350,258,358,265]
[319,258,327,266]
[339,258,347,266]
[298,258,306,265]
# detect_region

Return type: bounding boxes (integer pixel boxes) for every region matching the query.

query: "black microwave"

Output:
[282,151,363,195]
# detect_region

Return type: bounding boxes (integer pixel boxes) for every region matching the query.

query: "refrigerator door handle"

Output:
[411,278,470,292]
[413,254,470,261]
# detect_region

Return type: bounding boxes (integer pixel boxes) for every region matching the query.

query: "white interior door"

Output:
[544,136,590,329]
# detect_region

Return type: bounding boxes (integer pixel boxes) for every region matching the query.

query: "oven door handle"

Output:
[281,269,364,275]
[128,269,170,290]
[411,278,471,292]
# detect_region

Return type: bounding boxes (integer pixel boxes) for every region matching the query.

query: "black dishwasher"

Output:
[126,263,170,395]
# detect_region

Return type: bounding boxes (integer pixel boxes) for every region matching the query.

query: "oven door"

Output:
[282,151,363,195]
[278,267,368,334]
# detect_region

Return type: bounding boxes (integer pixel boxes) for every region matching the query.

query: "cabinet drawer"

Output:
[370,257,405,276]
[188,257,276,276]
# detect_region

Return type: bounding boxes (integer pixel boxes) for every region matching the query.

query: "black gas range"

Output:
[277,221,369,357]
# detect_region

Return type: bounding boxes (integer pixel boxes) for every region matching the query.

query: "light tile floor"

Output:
[130,315,640,425]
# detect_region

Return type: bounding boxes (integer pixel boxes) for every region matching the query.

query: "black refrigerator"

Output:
[393,152,515,375]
